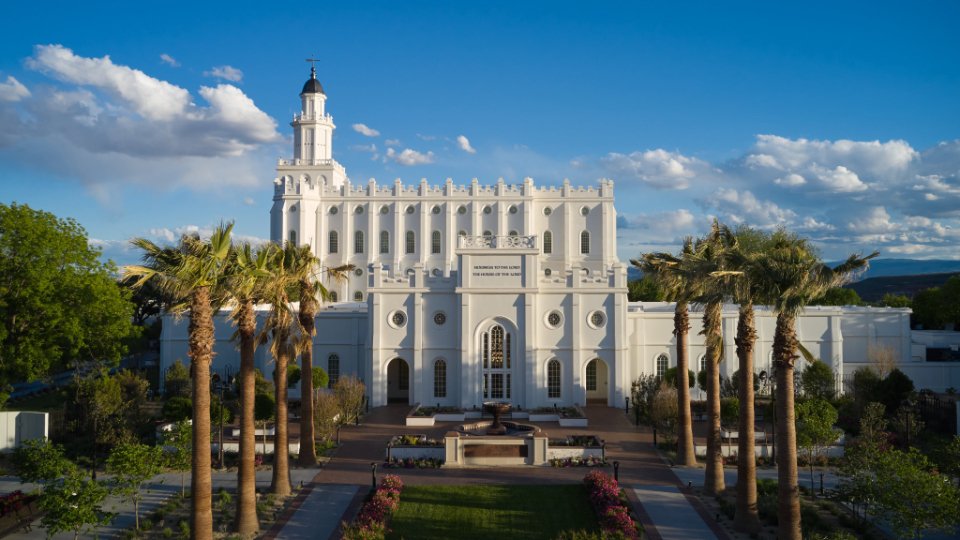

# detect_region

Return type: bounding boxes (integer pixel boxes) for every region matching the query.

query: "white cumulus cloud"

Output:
[0,76,30,102]
[352,123,380,137]
[600,149,708,190]
[159,54,179,67]
[386,147,434,166]
[457,134,476,154]
[204,65,243,82]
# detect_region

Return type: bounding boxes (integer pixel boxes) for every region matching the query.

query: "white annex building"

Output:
[160,70,960,406]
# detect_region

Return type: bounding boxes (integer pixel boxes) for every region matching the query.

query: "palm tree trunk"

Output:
[188,286,214,540]
[674,302,696,466]
[235,301,259,536]
[704,300,725,495]
[733,303,760,533]
[774,312,801,540]
[272,343,292,496]
[298,306,317,466]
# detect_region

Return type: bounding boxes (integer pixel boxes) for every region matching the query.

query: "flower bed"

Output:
[341,475,404,540]
[383,456,444,469]
[550,455,607,467]
[583,470,641,539]
[386,434,445,463]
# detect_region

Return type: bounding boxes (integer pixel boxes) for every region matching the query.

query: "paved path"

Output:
[633,485,718,540]
[271,484,359,540]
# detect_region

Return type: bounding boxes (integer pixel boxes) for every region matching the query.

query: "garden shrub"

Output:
[583,470,639,539]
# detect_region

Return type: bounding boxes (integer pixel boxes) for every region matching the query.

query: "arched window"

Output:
[586,360,597,391]
[434,359,447,398]
[329,291,338,303]
[431,230,442,254]
[656,354,669,379]
[547,359,561,399]
[482,324,511,400]
[329,231,338,254]
[699,354,707,374]
[354,230,364,254]
[405,231,415,254]
[353,291,363,301]
[580,231,590,254]
[380,230,389,254]
[483,230,493,238]
[543,231,553,254]
[328,354,340,387]
[289,230,297,245]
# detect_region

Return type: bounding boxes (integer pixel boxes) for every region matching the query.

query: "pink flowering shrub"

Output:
[342,475,404,540]
[582,471,639,539]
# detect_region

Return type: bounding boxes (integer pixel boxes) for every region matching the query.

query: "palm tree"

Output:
[287,245,351,467]
[752,230,876,539]
[687,220,737,497]
[725,226,771,534]
[226,242,274,535]
[125,223,234,540]
[258,243,299,496]
[633,238,697,467]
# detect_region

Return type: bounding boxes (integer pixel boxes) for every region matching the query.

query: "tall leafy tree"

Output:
[39,471,111,540]
[257,243,300,496]
[686,220,737,496]
[752,230,876,540]
[124,223,235,540]
[725,225,771,533]
[633,238,698,467]
[226,242,273,536]
[0,203,135,406]
[286,244,351,467]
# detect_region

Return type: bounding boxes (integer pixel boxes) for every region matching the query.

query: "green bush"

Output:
[162,397,192,421]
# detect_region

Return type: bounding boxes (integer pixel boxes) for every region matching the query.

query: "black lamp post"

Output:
[613,460,620,483]
[370,462,378,489]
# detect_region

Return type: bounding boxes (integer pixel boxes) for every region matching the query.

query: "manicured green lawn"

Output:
[387,484,599,540]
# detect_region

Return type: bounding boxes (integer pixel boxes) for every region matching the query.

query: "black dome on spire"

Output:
[301,66,325,95]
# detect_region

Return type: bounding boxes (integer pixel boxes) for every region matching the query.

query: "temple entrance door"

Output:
[585,358,608,404]
[386,358,411,404]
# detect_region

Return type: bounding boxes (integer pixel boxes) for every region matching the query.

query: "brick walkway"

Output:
[274,405,727,539]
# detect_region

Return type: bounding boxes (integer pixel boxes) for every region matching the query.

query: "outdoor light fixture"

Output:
[371,462,378,489]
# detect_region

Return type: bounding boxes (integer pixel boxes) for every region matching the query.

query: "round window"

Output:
[406,205,416,214]
[483,205,492,214]
[432,268,441,277]
[433,312,447,325]
[509,205,518,214]
[289,205,297,212]
[356,205,364,214]
[432,205,441,214]
[544,268,552,277]
[391,311,407,327]
[543,207,552,216]
[546,311,562,328]
[329,206,338,215]
[354,268,363,276]
[457,205,467,215]
[380,205,390,215]
[589,311,606,328]
[580,206,590,216]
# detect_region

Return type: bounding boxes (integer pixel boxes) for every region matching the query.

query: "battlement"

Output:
[274,174,614,199]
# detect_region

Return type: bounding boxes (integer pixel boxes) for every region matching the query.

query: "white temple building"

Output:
[160,69,960,406]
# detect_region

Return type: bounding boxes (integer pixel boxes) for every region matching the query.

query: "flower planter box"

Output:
[405,416,436,427]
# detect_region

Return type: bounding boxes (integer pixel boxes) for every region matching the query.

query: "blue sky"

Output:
[1,1,959,265]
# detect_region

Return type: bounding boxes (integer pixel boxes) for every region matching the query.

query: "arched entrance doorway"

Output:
[386,358,410,404]
[585,358,609,404]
